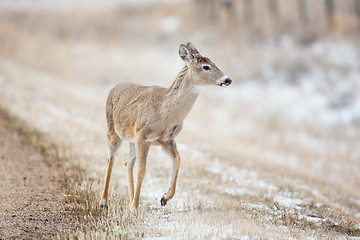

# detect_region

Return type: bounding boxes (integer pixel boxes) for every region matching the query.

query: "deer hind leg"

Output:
[160,140,181,206]
[131,137,150,212]
[127,142,136,204]
[100,134,122,208]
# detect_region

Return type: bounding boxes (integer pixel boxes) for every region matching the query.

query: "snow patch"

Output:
[207,159,278,195]
[273,195,304,208]
[305,216,323,224]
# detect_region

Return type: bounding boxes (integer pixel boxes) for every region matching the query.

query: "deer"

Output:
[100,42,232,212]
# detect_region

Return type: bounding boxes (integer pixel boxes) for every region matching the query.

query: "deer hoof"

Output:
[99,199,108,209]
[99,203,108,209]
[160,197,167,206]
[130,205,138,214]
[100,205,108,210]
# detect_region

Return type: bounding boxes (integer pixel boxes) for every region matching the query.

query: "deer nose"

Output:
[225,78,232,85]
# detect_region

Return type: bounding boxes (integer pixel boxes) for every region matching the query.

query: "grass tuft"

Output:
[0,105,146,238]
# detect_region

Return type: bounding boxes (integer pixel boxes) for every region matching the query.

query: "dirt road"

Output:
[0,4,359,237]
[0,110,78,239]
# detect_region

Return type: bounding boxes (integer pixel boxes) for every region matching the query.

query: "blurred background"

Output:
[0,0,360,238]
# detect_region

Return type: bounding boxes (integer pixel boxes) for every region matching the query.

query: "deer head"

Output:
[179,42,232,87]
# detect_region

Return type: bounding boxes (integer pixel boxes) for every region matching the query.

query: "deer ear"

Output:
[179,44,194,63]
[186,42,200,57]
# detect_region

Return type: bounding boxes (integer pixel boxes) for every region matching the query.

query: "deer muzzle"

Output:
[217,77,232,87]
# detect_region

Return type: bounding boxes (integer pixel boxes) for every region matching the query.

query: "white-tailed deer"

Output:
[100,42,231,211]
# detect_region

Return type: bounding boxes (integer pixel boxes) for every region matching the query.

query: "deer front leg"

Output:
[100,136,121,208]
[127,142,136,204]
[131,137,150,212]
[161,140,181,206]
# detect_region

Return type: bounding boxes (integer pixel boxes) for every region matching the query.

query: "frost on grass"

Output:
[1,15,360,238]
[207,158,278,197]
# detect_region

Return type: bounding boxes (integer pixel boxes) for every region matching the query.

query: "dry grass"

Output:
[1,2,360,239]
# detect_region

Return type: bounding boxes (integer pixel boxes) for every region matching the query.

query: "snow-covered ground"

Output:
[0,3,359,238]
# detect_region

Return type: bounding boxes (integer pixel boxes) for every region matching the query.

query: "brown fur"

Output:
[100,42,231,211]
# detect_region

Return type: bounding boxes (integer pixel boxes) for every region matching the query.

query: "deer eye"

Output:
[202,65,211,71]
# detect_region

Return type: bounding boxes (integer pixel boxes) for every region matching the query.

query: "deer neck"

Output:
[162,65,199,124]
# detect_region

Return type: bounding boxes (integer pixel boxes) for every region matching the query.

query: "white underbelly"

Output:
[120,137,135,143]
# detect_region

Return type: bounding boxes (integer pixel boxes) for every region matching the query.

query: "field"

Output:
[0,0,360,239]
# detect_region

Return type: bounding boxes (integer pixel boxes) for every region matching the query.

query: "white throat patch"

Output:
[193,86,202,93]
